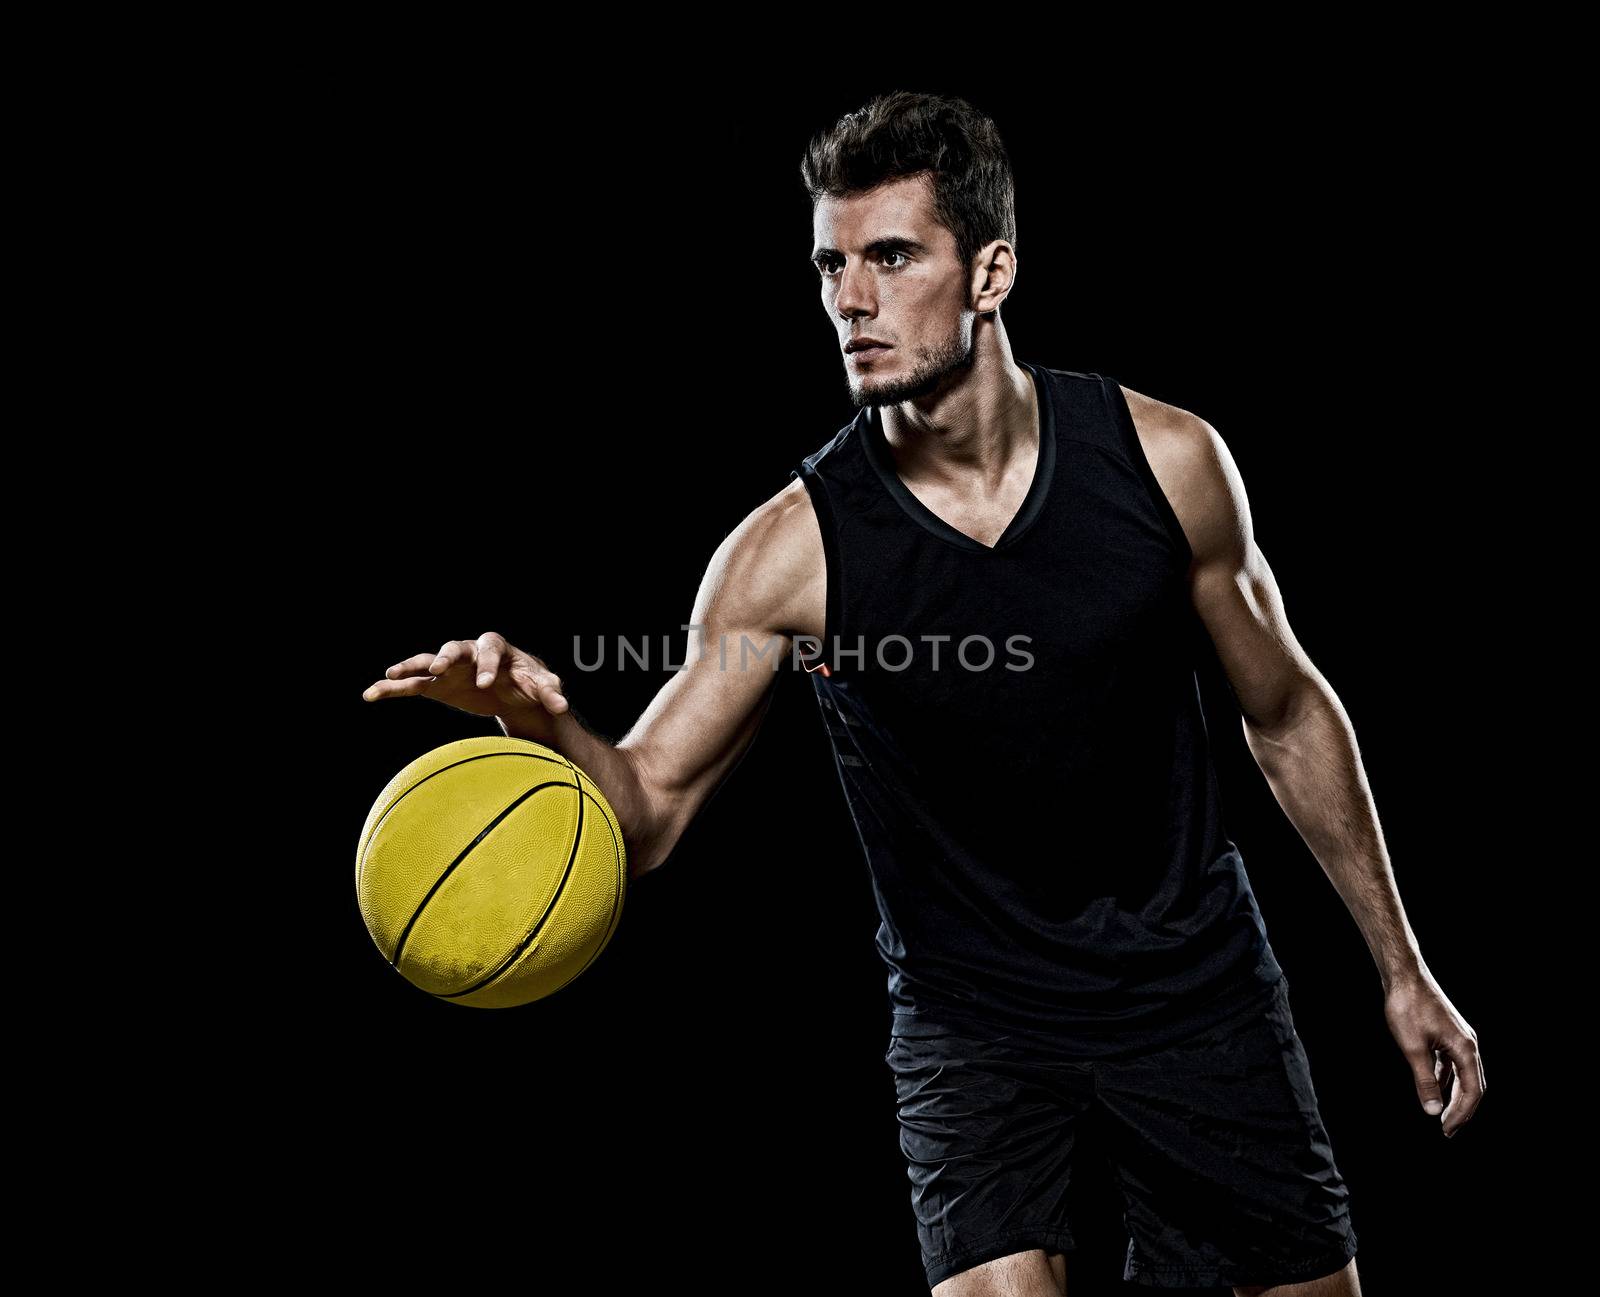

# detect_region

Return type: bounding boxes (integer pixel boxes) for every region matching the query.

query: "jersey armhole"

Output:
[1099,375,1197,574]
[789,464,843,677]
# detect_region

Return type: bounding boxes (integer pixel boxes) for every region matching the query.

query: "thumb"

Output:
[1408,1047,1444,1116]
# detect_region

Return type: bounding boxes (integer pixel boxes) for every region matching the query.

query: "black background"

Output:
[276,63,1541,1294]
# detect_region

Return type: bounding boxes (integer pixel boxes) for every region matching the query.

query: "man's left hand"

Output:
[1384,969,1485,1138]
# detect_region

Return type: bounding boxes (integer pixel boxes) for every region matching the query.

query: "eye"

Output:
[882,251,908,269]
[814,255,841,276]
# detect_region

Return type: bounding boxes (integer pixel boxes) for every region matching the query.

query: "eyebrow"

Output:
[810,236,930,261]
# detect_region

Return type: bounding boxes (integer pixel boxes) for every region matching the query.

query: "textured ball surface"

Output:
[355,736,627,1008]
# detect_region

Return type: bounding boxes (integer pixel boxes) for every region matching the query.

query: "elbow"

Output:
[1242,680,1328,755]
[625,820,676,881]
[613,744,682,881]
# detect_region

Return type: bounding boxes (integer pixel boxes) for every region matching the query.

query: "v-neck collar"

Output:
[857,359,1057,554]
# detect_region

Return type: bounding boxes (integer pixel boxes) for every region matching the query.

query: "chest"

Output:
[833,443,1190,720]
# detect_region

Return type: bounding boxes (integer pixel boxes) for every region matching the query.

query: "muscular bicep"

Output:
[1131,388,1329,734]
[614,480,823,866]
[619,587,786,809]
[1190,507,1319,732]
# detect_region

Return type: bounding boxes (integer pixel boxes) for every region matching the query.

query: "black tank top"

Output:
[789,362,1284,1058]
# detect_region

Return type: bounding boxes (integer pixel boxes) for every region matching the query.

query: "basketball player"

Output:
[361,91,1483,1295]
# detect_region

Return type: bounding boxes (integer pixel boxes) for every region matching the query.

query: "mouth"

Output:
[846,343,892,362]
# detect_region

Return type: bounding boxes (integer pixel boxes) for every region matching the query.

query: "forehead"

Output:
[810,174,950,250]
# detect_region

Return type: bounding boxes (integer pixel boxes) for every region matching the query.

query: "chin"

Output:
[848,370,897,408]
[852,375,928,410]
[848,381,884,409]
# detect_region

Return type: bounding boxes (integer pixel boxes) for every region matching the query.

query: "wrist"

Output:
[496,703,555,743]
[1378,949,1427,994]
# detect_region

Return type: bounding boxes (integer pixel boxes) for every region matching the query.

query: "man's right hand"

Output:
[355,474,825,880]
[361,631,571,743]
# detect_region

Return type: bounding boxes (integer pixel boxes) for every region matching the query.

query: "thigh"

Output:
[886,1029,1090,1290]
[929,1246,1067,1297]
[1091,977,1360,1289]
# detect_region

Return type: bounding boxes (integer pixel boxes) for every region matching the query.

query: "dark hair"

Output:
[799,90,1018,274]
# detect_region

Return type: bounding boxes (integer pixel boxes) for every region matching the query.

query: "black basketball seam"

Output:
[356,745,572,897]
[390,776,579,968]
[541,785,628,996]
[462,780,627,1005]
[435,769,587,997]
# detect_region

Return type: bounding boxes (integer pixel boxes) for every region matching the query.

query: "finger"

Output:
[511,664,569,714]
[384,653,439,681]
[1440,1036,1484,1137]
[362,675,440,702]
[430,640,471,675]
[1407,1045,1444,1116]
[1435,1051,1457,1110]
[475,632,504,688]
[536,671,569,713]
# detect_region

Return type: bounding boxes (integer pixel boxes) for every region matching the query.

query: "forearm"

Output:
[1242,684,1425,991]
[495,703,666,881]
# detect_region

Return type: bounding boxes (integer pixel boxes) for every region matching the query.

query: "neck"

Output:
[879,346,1039,493]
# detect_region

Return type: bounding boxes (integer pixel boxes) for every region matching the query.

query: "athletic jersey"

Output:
[788,361,1285,1058]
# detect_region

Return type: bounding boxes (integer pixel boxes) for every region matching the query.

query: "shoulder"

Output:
[1115,382,1249,567]
[731,477,826,580]
[1116,381,1215,465]
[696,476,825,641]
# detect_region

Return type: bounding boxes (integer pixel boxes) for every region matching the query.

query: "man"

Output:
[361,91,1483,1295]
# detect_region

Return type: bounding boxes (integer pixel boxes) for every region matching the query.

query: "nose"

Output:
[833,259,875,321]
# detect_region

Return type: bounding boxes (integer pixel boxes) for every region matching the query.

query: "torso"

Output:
[779,363,1283,1049]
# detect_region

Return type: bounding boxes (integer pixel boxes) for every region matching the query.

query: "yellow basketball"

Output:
[354,735,628,1008]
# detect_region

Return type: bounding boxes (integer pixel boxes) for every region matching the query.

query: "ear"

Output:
[971,239,1018,313]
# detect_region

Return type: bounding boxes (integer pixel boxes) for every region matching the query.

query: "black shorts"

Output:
[885,976,1359,1289]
